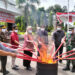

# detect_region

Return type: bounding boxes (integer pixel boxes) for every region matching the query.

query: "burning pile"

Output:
[37,44,57,64]
[1,36,75,64]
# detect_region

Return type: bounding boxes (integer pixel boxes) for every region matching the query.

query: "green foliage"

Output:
[46,26,53,32]
[46,4,67,13]
[16,16,26,31]
[73,22,75,26]
[18,31,25,35]
[38,7,45,12]
[49,11,53,27]
[16,0,26,7]
[0,22,6,25]
[53,4,62,13]
[64,24,67,32]
[40,12,45,26]
[16,0,40,31]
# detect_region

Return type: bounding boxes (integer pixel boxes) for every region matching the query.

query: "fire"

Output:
[38,43,57,64]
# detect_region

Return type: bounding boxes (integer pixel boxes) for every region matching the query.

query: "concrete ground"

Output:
[0,56,75,75]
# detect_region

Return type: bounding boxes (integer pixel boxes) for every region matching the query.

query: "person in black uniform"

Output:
[53,25,65,63]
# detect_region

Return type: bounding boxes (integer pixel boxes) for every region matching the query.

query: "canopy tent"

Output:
[56,12,75,24]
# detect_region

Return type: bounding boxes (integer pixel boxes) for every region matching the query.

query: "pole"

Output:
[67,0,69,32]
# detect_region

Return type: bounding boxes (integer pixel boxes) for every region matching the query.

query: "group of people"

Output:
[23,25,48,71]
[0,23,75,75]
[53,25,75,72]
[0,25,48,75]
[0,25,18,75]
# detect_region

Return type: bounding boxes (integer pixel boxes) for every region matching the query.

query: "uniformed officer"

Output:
[0,25,10,75]
[63,27,75,72]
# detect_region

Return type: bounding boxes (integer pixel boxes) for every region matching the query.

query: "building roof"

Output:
[0,0,22,16]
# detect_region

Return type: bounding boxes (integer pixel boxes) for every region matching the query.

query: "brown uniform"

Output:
[0,31,7,75]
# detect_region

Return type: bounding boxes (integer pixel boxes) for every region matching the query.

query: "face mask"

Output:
[2,29,6,32]
[57,28,61,30]
[41,28,45,31]
[68,31,72,34]
[37,27,40,30]
[15,30,18,33]
[10,31,12,32]
[28,30,32,34]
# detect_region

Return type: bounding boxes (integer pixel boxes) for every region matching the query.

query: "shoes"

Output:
[0,70,2,73]
[0,70,9,73]
[59,60,62,63]
[12,66,19,70]
[26,67,32,71]
[63,67,70,71]
[14,65,19,67]
[3,70,10,75]
[71,67,75,72]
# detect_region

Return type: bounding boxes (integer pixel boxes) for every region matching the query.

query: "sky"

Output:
[38,0,75,11]
[14,0,75,11]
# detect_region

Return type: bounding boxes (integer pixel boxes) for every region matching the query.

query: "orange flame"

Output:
[38,43,57,64]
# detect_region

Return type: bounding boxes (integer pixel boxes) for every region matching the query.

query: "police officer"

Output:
[53,25,65,63]
[0,25,9,75]
[63,27,75,72]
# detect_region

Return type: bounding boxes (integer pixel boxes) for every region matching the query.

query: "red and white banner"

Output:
[0,11,15,23]
[56,12,75,23]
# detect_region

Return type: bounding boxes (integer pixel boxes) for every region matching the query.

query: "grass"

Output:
[18,32,25,35]
[48,32,51,35]
[18,31,51,35]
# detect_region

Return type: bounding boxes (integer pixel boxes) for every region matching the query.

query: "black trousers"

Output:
[23,51,32,68]
[55,44,63,62]
[0,56,7,74]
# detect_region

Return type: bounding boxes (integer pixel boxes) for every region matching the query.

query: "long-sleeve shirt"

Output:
[23,34,34,50]
[53,30,65,46]
[10,31,19,49]
[0,31,6,42]
[36,30,48,45]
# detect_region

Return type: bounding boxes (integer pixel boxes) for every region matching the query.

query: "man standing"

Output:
[40,26,48,45]
[0,25,10,75]
[10,25,19,70]
[53,25,65,63]
[36,26,48,75]
[63,27,75,72]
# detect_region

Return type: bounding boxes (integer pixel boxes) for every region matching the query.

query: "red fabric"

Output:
[23,34,34,50]
[10,32,19,49]
[56,15,62,24]
[56,12,75,16]
[56,12,75,23]
[69,16,72,22]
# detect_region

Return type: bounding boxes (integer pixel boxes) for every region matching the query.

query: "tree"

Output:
[16,0,26,7]
[15,16,25,31]
[62,6,67,12]
[16,0,40,29]
[49,11,53,27]
[53,4,62,13]
[38,7,45,12]
[46,4,67,31]
[40,12,45,26]
[73,22,75,26]
[46,6,54,13]
[46,4,67,13]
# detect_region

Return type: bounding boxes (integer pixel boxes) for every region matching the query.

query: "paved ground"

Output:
[0,56,75,75]
[0,35,75,75]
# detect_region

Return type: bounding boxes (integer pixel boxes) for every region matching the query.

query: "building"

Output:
[0,0,22,31]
